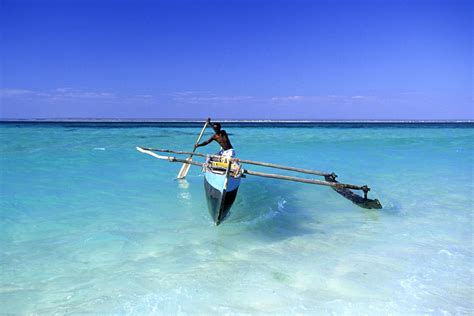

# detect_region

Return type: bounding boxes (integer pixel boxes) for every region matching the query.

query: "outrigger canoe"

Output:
[136,146,382,226]
[136,120,381,226]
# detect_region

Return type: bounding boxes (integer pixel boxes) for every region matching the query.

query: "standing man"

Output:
[194,118,235,157]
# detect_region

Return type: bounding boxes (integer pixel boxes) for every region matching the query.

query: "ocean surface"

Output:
[1,122,473,314]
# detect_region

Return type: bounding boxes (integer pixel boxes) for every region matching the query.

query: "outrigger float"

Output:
[136,123,382,225]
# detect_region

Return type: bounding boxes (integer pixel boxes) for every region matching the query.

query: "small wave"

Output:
[438,250,453,256]
[178,192,191,200]
[278,199,287,210]
[238,198,287,225]
[178,180,190,189]
[93,147,106,151]
[437,249,464,258]
[381,200,406,215]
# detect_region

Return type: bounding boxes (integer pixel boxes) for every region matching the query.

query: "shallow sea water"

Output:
[0,122,473,314]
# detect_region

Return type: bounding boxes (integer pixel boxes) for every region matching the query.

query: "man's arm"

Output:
[195,135,215,148]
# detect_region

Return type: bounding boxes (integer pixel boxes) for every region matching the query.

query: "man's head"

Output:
[212,122,221,132]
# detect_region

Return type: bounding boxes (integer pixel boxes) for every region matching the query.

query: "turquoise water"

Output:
[1,122,472,314]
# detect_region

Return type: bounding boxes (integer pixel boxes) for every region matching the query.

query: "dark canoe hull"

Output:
[204,171,240,225]
[324,175,382,209]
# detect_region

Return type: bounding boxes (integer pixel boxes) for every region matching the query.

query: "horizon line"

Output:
[1,118,473,123]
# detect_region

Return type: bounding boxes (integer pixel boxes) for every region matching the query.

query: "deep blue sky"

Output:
[1,0,472,119]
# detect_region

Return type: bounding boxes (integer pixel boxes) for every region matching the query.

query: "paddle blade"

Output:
[177,158,192,179]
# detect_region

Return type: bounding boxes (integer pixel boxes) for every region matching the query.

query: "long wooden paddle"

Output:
[176,120,209,179]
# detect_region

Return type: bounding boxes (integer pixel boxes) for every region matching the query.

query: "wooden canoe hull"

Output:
[204,170,240,225]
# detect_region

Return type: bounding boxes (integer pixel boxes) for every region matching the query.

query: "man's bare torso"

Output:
[213,130,233,150]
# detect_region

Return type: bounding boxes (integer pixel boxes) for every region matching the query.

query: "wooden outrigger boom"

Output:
[137,147,204,167]
[139,147,332,177]
[136,147,382,209]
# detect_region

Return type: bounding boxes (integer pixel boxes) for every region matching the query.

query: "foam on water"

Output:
[0,122,472,314]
